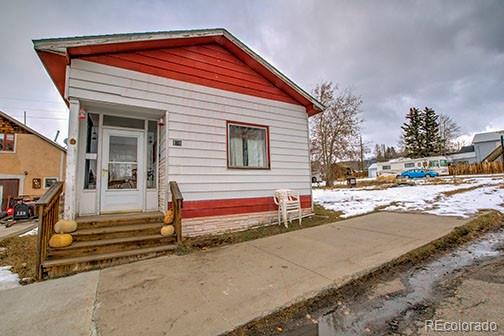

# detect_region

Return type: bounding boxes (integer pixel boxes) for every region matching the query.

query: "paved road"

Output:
[0,212,467,336]
[418,255,504,336]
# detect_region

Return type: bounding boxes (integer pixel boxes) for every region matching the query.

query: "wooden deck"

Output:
[42,211,177,278]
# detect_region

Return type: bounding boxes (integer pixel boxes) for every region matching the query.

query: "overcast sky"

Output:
[0,0,503,148]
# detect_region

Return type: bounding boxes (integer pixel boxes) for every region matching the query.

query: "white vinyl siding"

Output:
[68,60,311,202]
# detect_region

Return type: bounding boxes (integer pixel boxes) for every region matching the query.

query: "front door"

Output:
[101,128,144,213]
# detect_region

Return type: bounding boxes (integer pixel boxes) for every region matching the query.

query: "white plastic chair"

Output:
[273,189,302,228]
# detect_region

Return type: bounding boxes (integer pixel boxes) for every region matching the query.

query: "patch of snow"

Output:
[314,177,503,218]
[19,227,38,237]
[424,185,504,218]
[0,266,20,291]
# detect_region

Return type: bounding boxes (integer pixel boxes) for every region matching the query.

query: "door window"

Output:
[108,136,138,189]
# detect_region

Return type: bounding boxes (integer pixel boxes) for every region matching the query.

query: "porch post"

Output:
[64,98,80,220]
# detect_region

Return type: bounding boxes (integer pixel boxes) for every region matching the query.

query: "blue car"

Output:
[399,169,439,179]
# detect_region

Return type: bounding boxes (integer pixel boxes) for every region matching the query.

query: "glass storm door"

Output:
[101,128,144,213]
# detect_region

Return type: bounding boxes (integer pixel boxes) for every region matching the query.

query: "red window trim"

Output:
[0,133,15,152]
[226,120,271,170]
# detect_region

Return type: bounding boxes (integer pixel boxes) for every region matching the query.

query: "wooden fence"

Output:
[449,161,504,175]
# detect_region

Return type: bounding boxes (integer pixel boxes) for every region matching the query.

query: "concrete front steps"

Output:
[42,212,177,278]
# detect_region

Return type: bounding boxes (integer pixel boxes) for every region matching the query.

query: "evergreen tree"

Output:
[401,108,423,158]
[422,107,441,156]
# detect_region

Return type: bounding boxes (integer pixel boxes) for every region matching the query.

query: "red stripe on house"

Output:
[79,43,298,105]
[169,195,312,219]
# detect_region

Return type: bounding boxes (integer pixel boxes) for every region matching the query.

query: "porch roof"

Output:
[33,28,324,116]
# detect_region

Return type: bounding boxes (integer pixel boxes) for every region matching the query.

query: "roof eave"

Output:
[33,28,324,114]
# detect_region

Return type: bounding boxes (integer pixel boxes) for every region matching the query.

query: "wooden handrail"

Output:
[35,182,64,280]
[169,181,183,243]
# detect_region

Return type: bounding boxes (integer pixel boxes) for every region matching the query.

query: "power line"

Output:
[9,114,67,121]
[0,96,65,105]
[0,106,68,114]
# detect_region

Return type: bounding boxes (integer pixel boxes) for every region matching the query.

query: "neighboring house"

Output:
[34,29,323,236]
[446,145,478,164]
[0,111,66,210]
[472,130,504,163]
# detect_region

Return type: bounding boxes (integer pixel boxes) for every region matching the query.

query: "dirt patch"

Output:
[223,211,504,336]
[178,205,342,254]
[442,184,485,197]
[0,235,37,281]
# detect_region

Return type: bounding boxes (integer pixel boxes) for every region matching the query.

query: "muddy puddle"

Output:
[285,230,504,336]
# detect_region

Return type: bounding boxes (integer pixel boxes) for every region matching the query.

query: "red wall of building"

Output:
[81,43,298,105]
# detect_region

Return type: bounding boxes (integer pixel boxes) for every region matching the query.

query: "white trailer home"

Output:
[376,156,449,176]
[33,29,323,237]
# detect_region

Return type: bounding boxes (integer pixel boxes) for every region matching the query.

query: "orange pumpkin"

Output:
[163,210,174,224]
[160,225,175,236]
[49,233,73,248]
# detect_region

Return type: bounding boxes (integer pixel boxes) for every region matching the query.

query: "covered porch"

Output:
[64,98,169,220]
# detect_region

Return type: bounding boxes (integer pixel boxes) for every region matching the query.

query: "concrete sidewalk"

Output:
[0,212,467,336]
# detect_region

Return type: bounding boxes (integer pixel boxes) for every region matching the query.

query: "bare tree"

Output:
[310,82,362,187]
[438,114,461,154]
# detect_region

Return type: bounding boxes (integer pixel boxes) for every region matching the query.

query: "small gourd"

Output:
[49,233,73,248]
[163,210,174,225]
[160,225,175,236]
[54,219,77,233]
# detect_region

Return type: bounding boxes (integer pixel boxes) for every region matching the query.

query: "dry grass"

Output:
[0,205,343,280]
[442,185,482,197]
[177,204,342,254]
[377,175,397,183]
[0,235,37,280]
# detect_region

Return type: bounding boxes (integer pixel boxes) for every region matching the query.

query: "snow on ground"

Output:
[314,177,503,218]
[0,266,20,291]
[415,185,503,218]
[19,227,38,237]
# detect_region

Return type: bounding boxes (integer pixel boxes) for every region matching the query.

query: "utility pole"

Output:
[359,135,364,172]
[23,111,26,125]
[501,134,504,169]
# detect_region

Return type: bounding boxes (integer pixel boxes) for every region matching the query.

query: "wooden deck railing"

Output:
[169,181,184,243]
[34,182,64,280]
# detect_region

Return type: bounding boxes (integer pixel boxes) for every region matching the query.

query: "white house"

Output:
[34,29,323,237]
[472,130,504,162]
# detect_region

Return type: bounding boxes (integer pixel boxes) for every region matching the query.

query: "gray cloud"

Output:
[0,0,503,147]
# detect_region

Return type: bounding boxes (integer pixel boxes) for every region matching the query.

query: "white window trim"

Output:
[226,121,270,170]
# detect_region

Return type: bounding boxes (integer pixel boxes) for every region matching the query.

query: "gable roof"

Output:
[472,130,504,143]
[33,28,324,116]
[0,110,66,153]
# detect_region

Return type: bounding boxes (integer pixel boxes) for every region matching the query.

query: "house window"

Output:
[44,177,58,189]
[429,160,439,168]
[103,115,144,129]
[227,122,269,169]
[0,133,15,152]
[404,163,415,168]
[146,120,158,189]
[382,165,391,170]
[84,113,99,190]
